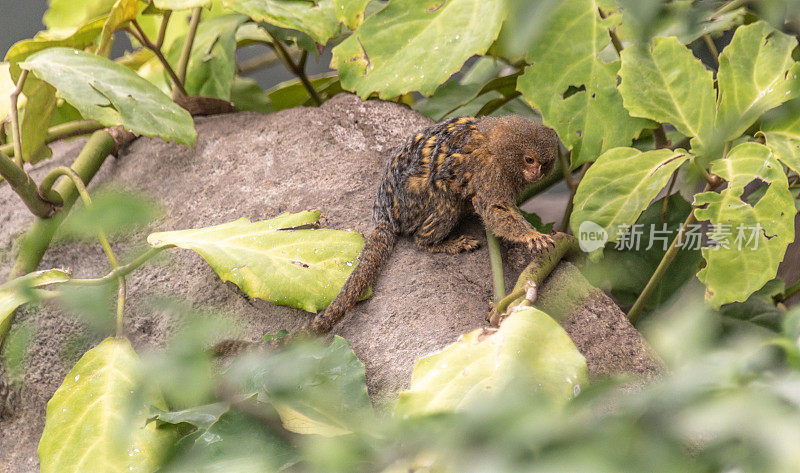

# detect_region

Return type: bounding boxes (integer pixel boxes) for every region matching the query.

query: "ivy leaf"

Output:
[20,47,196,146]
[517,0,650,166]
[619,37,716,155]
[694,143,797,307]
[223,0,340,44]
[0,269,71,344]
[333,0,370,29]
[570,148,690,249]
[38,337,173,473]
[231,336,373,436]
[166,14,248,100]
[714,21,800,155]
[332,0,507,98]
[395,307,587,417]
[147,211,365,313]
[96,0,142,57]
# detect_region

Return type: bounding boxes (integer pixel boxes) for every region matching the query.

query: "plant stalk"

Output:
[267,32,322,106]
[174,6,202,99]
[129,21,188,98]
[0,119,105,157]
[486,229,505,304]
[156,10,172,49]
[66,247,164,286]
[703,34,719,66]
[9,70,28,166]
[0,150,58,217]
[9,130,115,280]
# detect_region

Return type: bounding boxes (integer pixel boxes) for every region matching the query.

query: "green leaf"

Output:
[233,336,373,436]
[166,14,248,100]
[43,0,117,34]
[0,63,14,123]
[333,0,370,29]
[266,72,341,110]
[615,0,745,45]
[0,269,71,343]
[154,0,211,9]
[20,48,196,146]
[619,37,715,154]
[230,76,272,113]
[395,307,587,417]
[38,337,172,473]
[517,0,650,166]
[570,148,690,247]
[332,0,507,98]
[223,0,340,44]
[715,21,800,153]
[18,78,57,163]
[4,18,107,72]
[58,190,161,240]
[694,142,797,307]
[96,0,142,57]
[147,211,365,313]
[760,101,800,175]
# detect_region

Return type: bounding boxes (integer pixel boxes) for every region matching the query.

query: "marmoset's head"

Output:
[478,116,560,183]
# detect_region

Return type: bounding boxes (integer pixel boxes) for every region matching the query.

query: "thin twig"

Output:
[9,70,29,166]
[65,247,164,286]
[175,6,202,98]
[266,32,322,105]
[156,10,171,49]
[129,21,188,98]
[776,279,800,303]
[559,161,589,233]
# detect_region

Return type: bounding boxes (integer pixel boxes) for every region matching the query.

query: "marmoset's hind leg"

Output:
[415,234,480,254]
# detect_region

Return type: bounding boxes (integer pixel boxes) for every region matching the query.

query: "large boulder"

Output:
[0,95,662,471]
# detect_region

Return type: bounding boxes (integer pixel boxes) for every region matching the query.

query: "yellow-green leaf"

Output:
[223,0,340,44]
[333,0,370,29]
[0,269,71,344]
[694,143,797,307]
[154,0,211,9]
[38,337,172,473]
[96,0,142,57]
[570,147,690,249]
[395,307,587,417]
[147,211,365,312]
[517,0,650,166]
[43,0,117,35]
[332,0,507,98]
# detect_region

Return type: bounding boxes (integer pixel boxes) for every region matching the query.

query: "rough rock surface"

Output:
[0,95,662,471]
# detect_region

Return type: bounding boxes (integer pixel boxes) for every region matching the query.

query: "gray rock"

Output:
[0,95,662,471]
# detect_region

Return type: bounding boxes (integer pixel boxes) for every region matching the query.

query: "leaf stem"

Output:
[0,149,58,217]
[0,119,105,158]
[559,161,588,234]
[628,210,697,324]
[486,229,505,304]
[65,247,164,286]
[9,70,28,166]
[776,279,800,303]
[156,10,172,49]
[702,34,719,66]
[661,169,679,225]
[174,6,202,99]
[267,32,322,105]
[129,21,188,98]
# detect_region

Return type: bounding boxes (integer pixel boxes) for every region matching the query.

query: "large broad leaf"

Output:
[615,0,746,45]
[230,336,373,436]
[96,0,142,57]
[4,18,106,69]
[333,0,371,29]
[38,337,172,473]
[619,36,716,154]
[0,269,71,343]
[517,0,649,166]
[147,211,365,313]
[395,307,587,417]
[223,0,340,44]
[332,0,507,98]
[43,0,117,34]
[166,14,248,99]
[714,21,800,154]
[20,48,196,146]
[570,148,690,249]
[694,143,796,307]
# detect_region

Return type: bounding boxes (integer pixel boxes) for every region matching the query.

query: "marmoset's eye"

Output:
[524,156,535,164]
